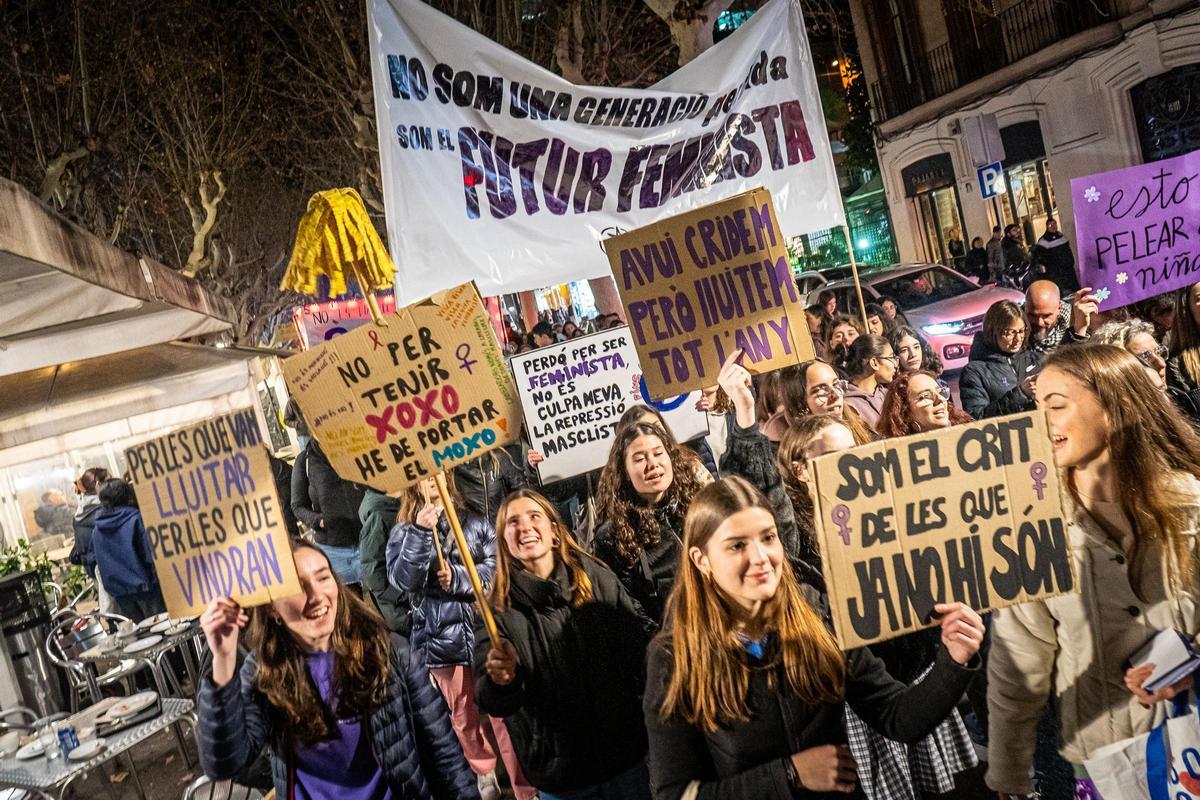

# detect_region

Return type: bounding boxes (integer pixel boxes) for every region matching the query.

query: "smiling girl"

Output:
[644,478,983,799]
[197,543,478,800]
[476,490,656,799]
[593,422,708,621]
[987,345,1200,799]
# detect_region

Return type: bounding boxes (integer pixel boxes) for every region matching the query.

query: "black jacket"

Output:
[473,559,655,793]
[197,635,478,800]
[387,509,495,669]
[1030,231,1080,294]
[644,633,976,800]
[964,247,989,282]
[268,455,299,538]
[959,333,1042,420]
[717,419,801,561]
[1001,235,1027,271]
[452,444,529,522]
[69,500,103,572]
[290,440,366,548]
[592,501,685,624]
[359,490,408,633]
[1167,356,1200,423]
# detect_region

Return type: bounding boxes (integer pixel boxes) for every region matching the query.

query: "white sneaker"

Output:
[477,771,503,800]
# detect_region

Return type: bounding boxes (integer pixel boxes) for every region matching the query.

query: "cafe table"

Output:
[0,698,195,800]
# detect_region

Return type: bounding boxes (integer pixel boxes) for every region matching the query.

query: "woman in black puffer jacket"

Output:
[959,300,1042,420]
[386,478,532,800]
[197,542,477,800]
[476,489,656,799]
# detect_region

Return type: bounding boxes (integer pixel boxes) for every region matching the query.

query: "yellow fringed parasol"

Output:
[281,188,395,324]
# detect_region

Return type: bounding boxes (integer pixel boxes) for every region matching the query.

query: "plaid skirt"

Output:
[844,703,978,800]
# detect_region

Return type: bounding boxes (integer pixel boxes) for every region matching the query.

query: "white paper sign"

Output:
[511,328,710,482]
[368,0,843,304]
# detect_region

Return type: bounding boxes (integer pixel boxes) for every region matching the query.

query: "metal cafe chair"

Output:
[181,775,266,800]
[44,613,143,710]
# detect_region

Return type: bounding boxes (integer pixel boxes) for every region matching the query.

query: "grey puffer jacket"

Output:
[387,508,495,669]
[197,634,478,800]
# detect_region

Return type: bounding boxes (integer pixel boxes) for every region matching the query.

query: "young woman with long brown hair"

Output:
[988,344,1200,799]
[475,489,655,799]
[592,421,708,621]
[197,542,477,800]
[644,477,983,799]
[778,359,876,445]
[386,477,531,800]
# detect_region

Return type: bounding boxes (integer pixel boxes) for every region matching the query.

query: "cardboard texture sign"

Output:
[125,409,302,618]
[810,411,1075,649]
[282,281,521,492]
[605,188,815,399]
[511,326,709,482]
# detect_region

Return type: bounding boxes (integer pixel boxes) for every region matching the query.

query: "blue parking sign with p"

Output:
[978,162,1006,199]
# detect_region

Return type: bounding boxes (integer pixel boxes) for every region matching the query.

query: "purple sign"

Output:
[1071,149,1200,308]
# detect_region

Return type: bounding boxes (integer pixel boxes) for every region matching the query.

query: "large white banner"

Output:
[511,327,709,483]
[368,0,843,304]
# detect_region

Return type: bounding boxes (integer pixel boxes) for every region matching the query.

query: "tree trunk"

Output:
[181,171,227,278]
[642,0,734,65]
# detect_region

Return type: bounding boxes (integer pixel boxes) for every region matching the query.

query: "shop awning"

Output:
[0,342,268,463]
[0,179,237,376]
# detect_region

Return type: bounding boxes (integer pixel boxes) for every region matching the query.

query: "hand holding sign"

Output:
[934,602,985,666]
[201,597,249,689]
[1071,287,1100,337]
[716,350,755,429]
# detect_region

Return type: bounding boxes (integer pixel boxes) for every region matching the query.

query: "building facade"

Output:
[848,0,1200,270]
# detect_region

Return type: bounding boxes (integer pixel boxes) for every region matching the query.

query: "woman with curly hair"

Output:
[197,542,477,800]
[593,421,708,622]
[878,371,973,438]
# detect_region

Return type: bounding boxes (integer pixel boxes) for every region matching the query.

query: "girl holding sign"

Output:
[988,344,1200,798]
[644,477,984,799]
[476,489,656,799]
[386,478,532,800]
[196,542,478,800]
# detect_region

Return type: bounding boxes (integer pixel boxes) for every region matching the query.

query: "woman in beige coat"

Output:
[987,344,1200,798]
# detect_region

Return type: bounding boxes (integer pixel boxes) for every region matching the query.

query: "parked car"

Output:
[805,263,1023,372]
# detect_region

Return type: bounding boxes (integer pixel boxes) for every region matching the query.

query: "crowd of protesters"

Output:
[176,217,1200,800]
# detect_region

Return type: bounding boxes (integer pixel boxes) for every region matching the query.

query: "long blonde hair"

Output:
[490,489,594,611]
[659,477,845,732]
[1046,344,1200,595]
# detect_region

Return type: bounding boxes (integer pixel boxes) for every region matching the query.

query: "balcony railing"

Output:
[870,0,1115,122]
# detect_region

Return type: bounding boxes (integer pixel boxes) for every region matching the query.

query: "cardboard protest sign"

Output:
[809,411,1074,649]
[605,188,814,399]
[282,282,521,492]
[1071,149,1200,308]
[511,327,709,482]
[125,409,302,618]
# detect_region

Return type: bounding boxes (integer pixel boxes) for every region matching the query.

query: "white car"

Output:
[806,263,1023,372]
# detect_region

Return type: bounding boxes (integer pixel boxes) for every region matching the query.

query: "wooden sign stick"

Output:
[434,471,500,644]
[422,483,448,572]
